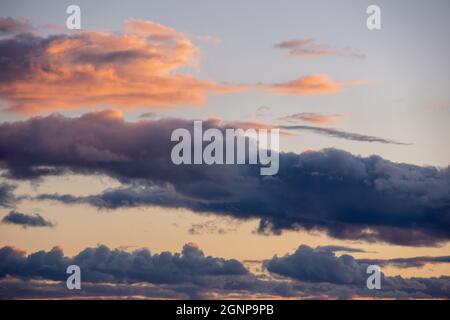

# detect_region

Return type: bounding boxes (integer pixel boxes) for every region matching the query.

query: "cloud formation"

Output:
[0,19,239,114]
[1,211,54,228]
[1,112,449,246]
[264,244,450,299]
[0,242,247,285]
[275,39,365,59]
[1,244,449,299]
[270,75,365,96]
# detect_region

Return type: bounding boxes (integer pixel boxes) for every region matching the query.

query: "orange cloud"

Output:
[0,19,240,114]
[269,75,365,96]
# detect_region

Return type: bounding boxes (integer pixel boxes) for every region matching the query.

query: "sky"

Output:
[0,0,450,299]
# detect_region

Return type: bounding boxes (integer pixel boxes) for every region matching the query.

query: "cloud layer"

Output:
[1,244,449,299]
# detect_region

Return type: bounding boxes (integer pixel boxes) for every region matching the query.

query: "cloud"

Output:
[264,244,450,299]
[0,19,240,114]
[358,255,450,269]
[0,242,247,285]
[1,211,54,228]
[275,39,365,59]
[1,244,450,299]
[280,125,409,145]
[265,245,368,284]
[279,112,343,124]
[0,17,33,35]
[1,112,449,246]
[0,183,16,208]
[269,75,365,96]
[138,112,157,119]
[316,245,369,254]
[188,219,240,235]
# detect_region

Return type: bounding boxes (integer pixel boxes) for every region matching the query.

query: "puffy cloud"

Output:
[0,243,247,285]
[0,17,32,35]
[275,39,365,59]
[264,244,450,299]
[279,112,343,124]
[1,112,449,246]
[1,211,54,228]
[265,245,368,285]
[0,19,239,114]
[270,75,365,96]
[1,244,450,299]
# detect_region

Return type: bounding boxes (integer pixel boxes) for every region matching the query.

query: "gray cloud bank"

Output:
[1,244,449,299]
[1,111,449,246]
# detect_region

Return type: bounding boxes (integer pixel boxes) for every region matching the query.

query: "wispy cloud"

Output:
[280,124,410,145]
[275,38,365,59]
[279,112,344,124]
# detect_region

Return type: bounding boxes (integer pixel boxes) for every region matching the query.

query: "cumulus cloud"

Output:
[1,211,54,228]
[269,75,365,96]
[0,243,247,285]
[0,19,240,114]
[279,112,343,124]
[1,112,449,246]
[264,244,450,299]
[265,245,368,284]
[275,39,365,59]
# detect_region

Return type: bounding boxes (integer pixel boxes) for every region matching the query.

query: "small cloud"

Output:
[275,38,365,59]
[138,112,157,119]
[1,211,54,228]
[269,75,365,96]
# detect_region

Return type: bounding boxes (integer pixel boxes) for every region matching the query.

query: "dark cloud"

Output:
[1,112,449,246]
[265,245,368,285]
[1,211,54,228]
[316,245,369,254]
[0,243,247,285]
[264,244,450,299]
[1,244,450,299]
[280,125,410,145]
[0,17,33,35]
[358,256,450,269]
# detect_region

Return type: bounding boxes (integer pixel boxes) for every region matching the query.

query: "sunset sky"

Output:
[1,0,450,299]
